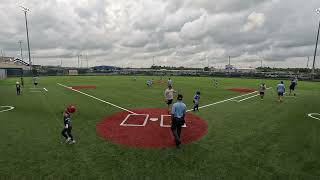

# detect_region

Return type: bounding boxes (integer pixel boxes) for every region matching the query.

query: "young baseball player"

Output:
[259,83,267,100]
[20,77,24,87]
[289,77,297,96]
[167,78,173,87]
[16,82,21,95]
[276,81,285,102]
[193,91,200,111]
[32,76,38,86]
[213,79,218,88]
[61,106,76,144]
[164,85,176,113]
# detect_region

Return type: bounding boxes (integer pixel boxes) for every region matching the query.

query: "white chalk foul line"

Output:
[237,94,260,102]
[186,90,259,112]
[308,113,320,121]
[237,87,272,102]
[43,88,48,92]
[29,91,43,93]
[285,95,297,98]
[0,106,15,113]
[57,83,137,114]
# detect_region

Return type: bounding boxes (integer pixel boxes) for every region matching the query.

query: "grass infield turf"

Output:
[0,76,320,179]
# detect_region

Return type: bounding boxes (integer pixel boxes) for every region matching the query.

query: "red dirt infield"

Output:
[227,88,256,93]
[96,108,208,148]
[71,86,96,90]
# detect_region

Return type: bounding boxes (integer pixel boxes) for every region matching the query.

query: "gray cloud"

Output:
[0,0,320,68]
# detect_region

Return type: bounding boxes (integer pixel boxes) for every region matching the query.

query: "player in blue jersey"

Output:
[193,91,201,111]
[276,81,285,102]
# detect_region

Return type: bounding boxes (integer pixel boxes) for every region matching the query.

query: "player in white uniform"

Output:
[259,83,267,100]
[164,85,176,113]
[32,76,39,86]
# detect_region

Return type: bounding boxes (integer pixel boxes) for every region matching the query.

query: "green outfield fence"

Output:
[9,67,318,81]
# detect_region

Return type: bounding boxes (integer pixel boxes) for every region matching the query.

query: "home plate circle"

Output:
[96,108,208,148]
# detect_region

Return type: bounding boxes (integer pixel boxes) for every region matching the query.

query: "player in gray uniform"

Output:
[146,80,152,87]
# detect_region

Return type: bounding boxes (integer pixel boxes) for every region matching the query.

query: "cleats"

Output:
[65,138,75,144]
[69,140,76,144]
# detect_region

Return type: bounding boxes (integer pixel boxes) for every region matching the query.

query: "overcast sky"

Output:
[1,0,320,68]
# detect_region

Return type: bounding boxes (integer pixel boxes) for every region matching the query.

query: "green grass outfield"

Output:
[1,76,320,179]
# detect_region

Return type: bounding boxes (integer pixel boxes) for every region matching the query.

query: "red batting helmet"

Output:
[67,105,76,113]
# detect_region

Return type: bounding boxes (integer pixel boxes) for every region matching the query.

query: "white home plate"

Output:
[149,118,159,122]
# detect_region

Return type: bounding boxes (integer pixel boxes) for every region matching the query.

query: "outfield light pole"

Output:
[152,56,155,66]
[228,56,231,74]
[1,49,3,62]
[86,53,89,68]
[77,54,82,68]
[18,40,23,61]
[20,6,32,71]
[312,8,320,80]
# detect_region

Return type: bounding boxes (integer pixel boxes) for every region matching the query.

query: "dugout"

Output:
[0,68,23,77]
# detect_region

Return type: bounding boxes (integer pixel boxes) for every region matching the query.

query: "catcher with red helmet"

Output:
[61,105,76,144]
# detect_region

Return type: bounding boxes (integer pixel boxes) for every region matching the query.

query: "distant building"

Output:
[0,56,15,62]
[225,64,236,72]
[0,57,30,70]
[93,66,120,72]
[236,68,257,73]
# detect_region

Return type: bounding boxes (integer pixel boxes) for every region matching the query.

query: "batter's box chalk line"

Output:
[160,114,187,128]
[29,87,48,93]
[119,114,187,128]
[120,114,149,127]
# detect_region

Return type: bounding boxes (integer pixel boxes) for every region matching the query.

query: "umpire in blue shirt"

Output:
[171,94,187,148]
